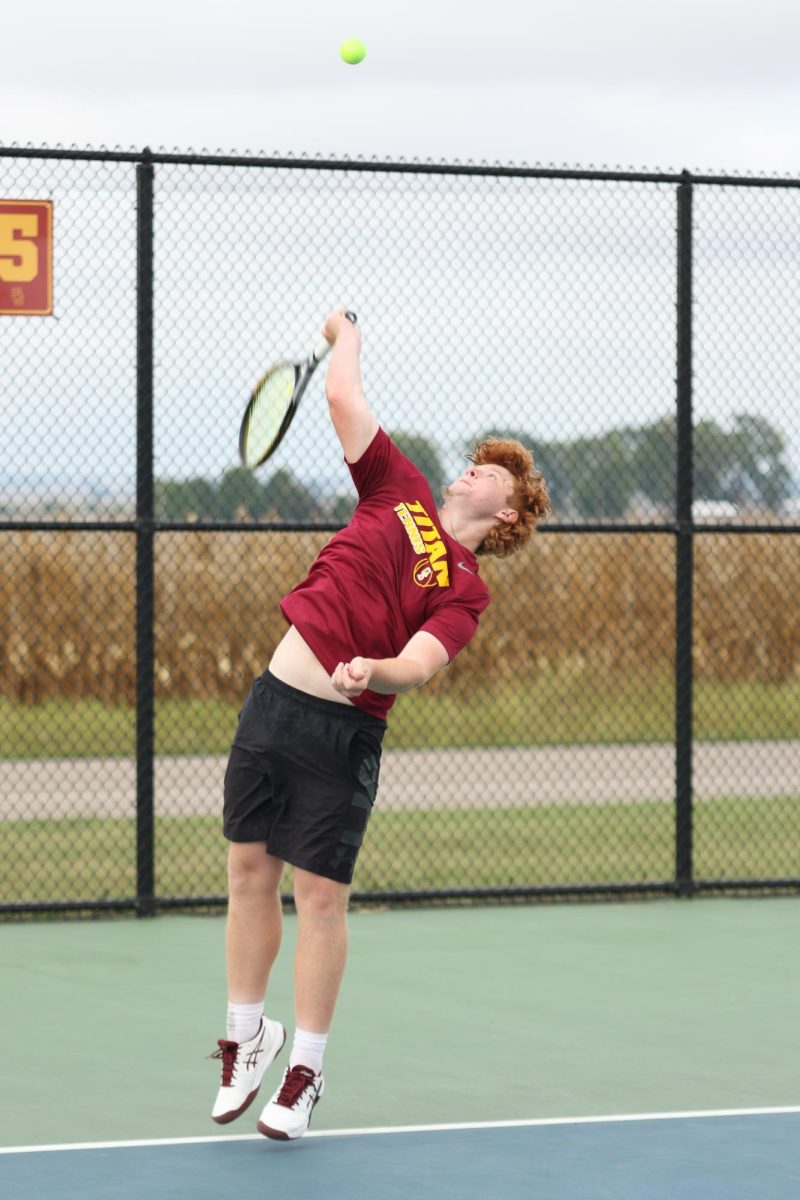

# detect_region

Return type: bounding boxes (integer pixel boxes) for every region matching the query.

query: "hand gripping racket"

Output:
[239,310,358,469]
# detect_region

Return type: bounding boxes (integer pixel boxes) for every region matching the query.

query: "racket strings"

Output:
[242,365,296,467]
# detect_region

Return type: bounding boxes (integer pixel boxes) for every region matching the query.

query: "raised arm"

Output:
[323,309,379,463]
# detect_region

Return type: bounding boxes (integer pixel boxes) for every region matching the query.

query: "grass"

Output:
[2,797,799,905]
[2,675,799,760]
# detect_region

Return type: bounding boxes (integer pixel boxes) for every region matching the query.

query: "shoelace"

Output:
[275,1065,317,1109]
[210,1039,239,1086]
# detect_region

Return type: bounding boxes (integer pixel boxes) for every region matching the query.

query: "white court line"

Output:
[2,1106,799,1155]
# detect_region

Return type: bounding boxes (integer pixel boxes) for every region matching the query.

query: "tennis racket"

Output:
[239,310,357,468]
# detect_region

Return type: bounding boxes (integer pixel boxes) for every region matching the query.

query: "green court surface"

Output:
[1,898,799,1196]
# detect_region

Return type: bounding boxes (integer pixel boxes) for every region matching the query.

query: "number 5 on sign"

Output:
[0,200,53,315]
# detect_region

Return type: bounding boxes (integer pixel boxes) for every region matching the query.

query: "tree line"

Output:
[155,432,443,523]
[156,414,794,522]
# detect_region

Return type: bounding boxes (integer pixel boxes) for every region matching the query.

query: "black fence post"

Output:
[675,170,695,897]
[136,149,156,916]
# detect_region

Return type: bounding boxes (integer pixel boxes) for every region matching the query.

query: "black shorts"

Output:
[223,671,386,885]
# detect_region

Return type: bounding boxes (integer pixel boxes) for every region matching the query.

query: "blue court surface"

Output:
[3,1109,799,1200]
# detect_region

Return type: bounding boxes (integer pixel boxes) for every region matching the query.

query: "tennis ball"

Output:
[340,38,366,65]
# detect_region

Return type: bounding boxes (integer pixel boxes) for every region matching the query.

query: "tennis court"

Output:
[3,898,798,1197]
[5,1112,800,1200]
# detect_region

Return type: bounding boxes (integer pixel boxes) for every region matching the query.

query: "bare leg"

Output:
[226,844,284,1003]
[292,868,350,1032]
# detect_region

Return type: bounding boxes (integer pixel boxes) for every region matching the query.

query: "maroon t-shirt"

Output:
[280,427,490,719]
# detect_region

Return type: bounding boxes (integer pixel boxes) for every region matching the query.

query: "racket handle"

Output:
[312,310,358,362]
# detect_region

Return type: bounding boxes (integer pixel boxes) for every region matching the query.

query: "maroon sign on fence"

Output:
[0,200,53,315]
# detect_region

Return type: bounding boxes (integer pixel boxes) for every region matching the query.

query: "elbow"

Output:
[401,656,437,692]
[326,392,347,423]
[327,385,363,411]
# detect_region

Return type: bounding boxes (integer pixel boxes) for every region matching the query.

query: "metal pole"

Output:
[136,149,156,916]
[675,170,695,897]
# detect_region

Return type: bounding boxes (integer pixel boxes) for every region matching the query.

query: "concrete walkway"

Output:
[1,740,797,820]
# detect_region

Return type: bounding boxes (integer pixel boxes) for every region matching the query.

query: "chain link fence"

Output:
[1,148,798,916]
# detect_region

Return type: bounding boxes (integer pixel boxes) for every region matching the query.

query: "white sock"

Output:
[226,1001,263,1044]
[289,1027,328,1074]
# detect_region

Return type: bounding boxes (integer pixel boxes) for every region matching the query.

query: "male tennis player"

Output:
[210,309,550,1140]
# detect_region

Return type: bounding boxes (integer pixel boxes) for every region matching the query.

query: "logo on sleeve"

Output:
[394,500,450,588]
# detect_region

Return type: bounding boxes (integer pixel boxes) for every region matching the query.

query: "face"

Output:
[447,462,517,520]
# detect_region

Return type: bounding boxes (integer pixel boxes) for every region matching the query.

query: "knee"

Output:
[294,872,349,925]
[227,845,281,899]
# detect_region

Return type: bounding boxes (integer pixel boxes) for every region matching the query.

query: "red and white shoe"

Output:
[257,1064,325,1140]
[210,1017,286,1124]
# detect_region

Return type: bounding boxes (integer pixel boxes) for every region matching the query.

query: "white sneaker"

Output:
[257,1064,325,1140]
[210,1017,286,1124]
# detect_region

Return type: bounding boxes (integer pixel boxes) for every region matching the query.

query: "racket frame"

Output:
[239,311,356,469]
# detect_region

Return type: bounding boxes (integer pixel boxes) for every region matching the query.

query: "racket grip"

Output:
[313,310,358,362]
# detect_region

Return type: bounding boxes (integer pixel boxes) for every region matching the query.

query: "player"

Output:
[209,309,550,1140]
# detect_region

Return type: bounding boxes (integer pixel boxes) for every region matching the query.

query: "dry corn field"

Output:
[1,530,798,705]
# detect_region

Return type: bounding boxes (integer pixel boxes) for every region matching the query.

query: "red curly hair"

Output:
[468,438,550,557]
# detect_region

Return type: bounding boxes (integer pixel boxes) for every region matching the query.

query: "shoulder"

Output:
[452,568,491,612]
[448,547,490,606]
[348,427,428,495]
[418,574,489,662]
[428,553,490,618]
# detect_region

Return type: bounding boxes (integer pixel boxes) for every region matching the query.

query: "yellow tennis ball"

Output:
[340,38,366,65]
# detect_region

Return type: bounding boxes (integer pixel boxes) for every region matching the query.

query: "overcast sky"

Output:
[3,0,799,501]
[3,0,800,173]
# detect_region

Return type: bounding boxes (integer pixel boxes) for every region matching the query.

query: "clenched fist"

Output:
[331,657,373,698]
